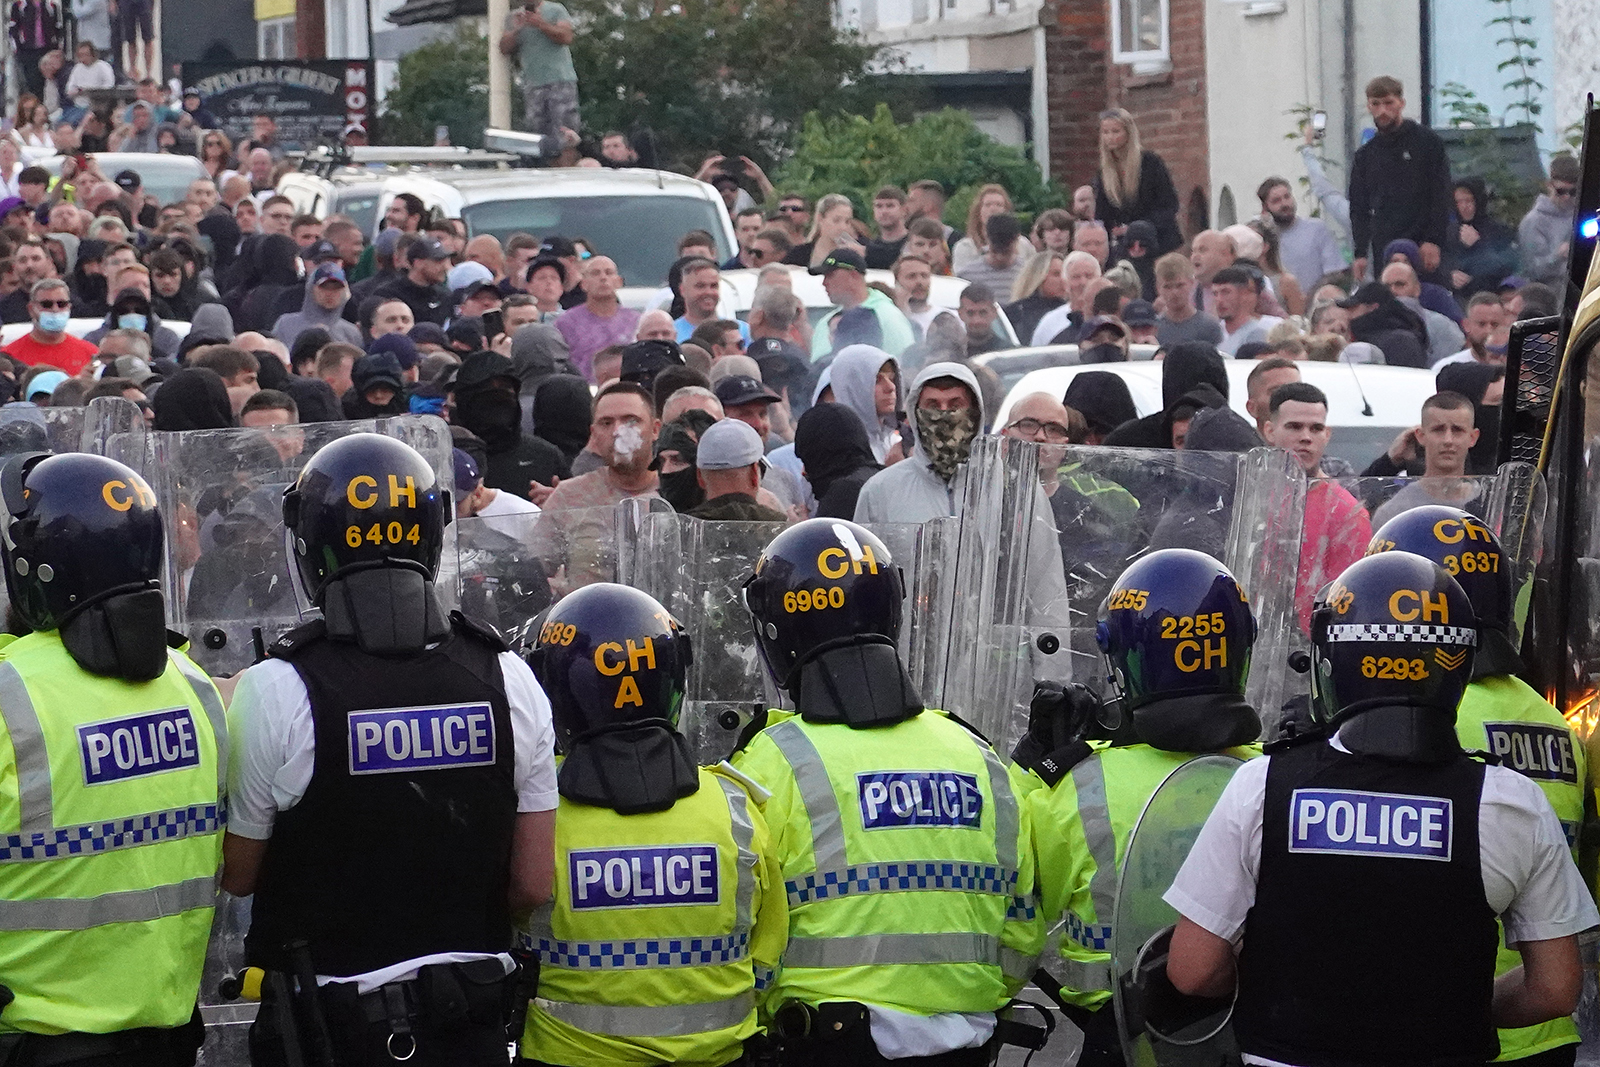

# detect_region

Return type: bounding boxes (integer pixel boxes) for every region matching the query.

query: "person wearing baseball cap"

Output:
[1120,298,1159,344]
[713,373,782,444]
[1078,315,1130,362]
[686,418,787,521]
[373,235,453,326]
[538,236,586,308]
[809,246,916,360]
[619,339,686,394]
[271,261,364,351]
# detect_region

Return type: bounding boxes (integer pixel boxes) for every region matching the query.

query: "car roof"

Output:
[718,265,971,310]
[996,360,1437,429]
[283,164,721,202]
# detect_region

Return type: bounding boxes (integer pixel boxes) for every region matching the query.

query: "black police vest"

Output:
[245,619,518,976]
[1234,740,1499,1067]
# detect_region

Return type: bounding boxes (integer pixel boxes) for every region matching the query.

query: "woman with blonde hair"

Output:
[1003,249,1067,343]
[797,192,864,268]
[951,183,1034,272]
[1092,108,1181,254]
[1029,250,1103,346]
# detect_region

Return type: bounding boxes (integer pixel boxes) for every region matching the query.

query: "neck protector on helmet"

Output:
[1131,691,1260,753]
[322,568,450,656]
[558,721,700,815]
[60,586,169,681]
[1338,704,1463,764]
[795,637,922,729]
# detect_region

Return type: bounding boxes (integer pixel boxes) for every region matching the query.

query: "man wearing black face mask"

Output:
[449,350,570,495]
[648,408,717,513]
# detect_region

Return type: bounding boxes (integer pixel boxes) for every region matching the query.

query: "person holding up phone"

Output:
[498,0,579,160]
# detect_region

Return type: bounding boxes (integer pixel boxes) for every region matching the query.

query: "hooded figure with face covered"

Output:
[794,402,882,519]
[84,287,183,359]
[451,350,570,494]
[852,361,985,524]
[1444,178,1519,301]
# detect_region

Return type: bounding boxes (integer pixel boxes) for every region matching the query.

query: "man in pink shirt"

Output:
[1263,380,1370,634]
[554,255,640,381]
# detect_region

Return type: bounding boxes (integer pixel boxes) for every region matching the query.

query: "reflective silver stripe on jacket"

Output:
[527,775,758,972]
[0,655,228,845]
[1070,756,1118,947]
[535,991,753,1037]
[765,717,1022,910]
[0,662,51,833]
[1056,955,1112,993]
[0,874,217,930]
[783,931,1004,969]
[168,650,229,795]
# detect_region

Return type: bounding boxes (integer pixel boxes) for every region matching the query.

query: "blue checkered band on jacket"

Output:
[754,964,775,990]
[0,804,225,862]
[518,930,751,970]
[1007,893,1037,921]
[1323,624,1477,645]
[1065,910,1112,951]
[786,861,1018,907]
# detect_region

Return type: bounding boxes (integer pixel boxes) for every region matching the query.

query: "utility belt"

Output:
[768,1000,1050,1062]
[237,941,534,1067]
[0,1008,204,1067]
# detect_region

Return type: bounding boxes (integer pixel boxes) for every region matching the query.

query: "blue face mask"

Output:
[117,313,147,332]
[38,310,69,332]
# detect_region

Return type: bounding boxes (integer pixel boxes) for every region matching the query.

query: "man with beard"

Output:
[1348,76,1452,281]
[449,350,569,493]
[534,381,660,586]
[1258,175,1346,294]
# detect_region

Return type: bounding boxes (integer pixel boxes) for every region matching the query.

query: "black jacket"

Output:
[1093,151,1182,254]
[373,275,450,327]
[1348,119,1453,262]
[793,402,883,520]
[1350,297,1430,368]
[1444,178,1519,300]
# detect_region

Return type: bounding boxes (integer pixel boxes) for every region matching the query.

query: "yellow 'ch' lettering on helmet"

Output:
[101,478,153,511]
[594,642,624,676]
[1174,637,1227,672]
[1388,589,1449,624]
[816,544,878,579]
[388,474,416,508]
[1433,516,1491,545]
[347,475,378,509]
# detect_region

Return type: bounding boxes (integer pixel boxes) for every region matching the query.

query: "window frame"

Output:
[1109,0,1171,73]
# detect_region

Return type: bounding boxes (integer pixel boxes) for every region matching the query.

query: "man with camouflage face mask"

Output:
[852,361,983,523]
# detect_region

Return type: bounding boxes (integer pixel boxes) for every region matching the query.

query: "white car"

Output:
[996,361,1439,471]
[279,161,738,300]
[34,153,206,209]
[716,265,1019,347]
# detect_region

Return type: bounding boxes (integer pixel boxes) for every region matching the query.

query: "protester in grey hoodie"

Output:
[853,360,1072,677]
[271,263,363,352]
[1518,157,1579,287]
[826,344,903,464]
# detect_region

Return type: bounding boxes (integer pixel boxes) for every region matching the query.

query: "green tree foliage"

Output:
[773,104,1062,226]
[382,26,491,148]
[567,0,888,172]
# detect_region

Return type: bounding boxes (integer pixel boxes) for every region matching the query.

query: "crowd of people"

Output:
[0,71,1563,658]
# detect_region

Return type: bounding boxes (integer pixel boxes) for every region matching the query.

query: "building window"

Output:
[259,16,296,58]
[1110,0,1169,74]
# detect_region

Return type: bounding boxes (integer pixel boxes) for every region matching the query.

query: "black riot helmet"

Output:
[1368,506,1518,677]
[1,451,164,631]
[1095,548,1260,751]
[282,433,450,606]
[1309,551,1478,731]
[530,583,698,815]
[1,451,170,680]
[743,518,904,692]
[531,582,692,745]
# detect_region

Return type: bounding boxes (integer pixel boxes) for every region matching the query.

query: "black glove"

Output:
[1011,681,1105,777]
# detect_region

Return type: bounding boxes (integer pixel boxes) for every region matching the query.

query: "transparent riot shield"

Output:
[109,414,456,677]
[1270,469,1535,736]
[1033,444,1303,746]
[1112,754,1246,1067]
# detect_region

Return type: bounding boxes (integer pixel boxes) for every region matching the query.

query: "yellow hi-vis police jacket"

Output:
[733,709,1043,1016]
[0,631,226,1034]
[519,763,787,1067]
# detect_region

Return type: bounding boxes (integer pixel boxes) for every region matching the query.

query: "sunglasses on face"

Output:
[778,204,806,213]
[1554,185,1578,197]
[34,299,70,309]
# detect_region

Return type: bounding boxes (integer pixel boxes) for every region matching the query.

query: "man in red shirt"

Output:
[1263,380,1371,634]
[2,279,96,375]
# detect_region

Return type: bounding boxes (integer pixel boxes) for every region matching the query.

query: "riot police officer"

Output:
[733,518,1042,1067]
[220,432,558,1066]
[1020,548,1260,1065]
[1369,505,1592,1067]
[520,582,787,1066]
[0,451,225,1064]
[1165,552,1597,1065]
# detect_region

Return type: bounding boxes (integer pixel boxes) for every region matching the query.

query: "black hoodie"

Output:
[1102,342,1229,449]
[231,235,305,333]
[794,402,883,519]
[1349,295,1429,368]
[1348,117,1453,262]
[1445,177,1519,299]
[1436,361,1503,475]
[532,375,592,462]
[453,351,570,493]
